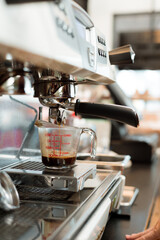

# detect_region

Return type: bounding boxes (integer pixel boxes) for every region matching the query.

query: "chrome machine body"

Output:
[0,1,138,240]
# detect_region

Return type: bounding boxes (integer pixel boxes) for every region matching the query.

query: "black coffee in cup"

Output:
[42,155,76,168]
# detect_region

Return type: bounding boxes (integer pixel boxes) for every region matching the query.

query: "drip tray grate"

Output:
[17,185,73,202]
[12,161,46,171]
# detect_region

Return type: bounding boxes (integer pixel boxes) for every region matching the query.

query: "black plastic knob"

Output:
[109,44,135,65]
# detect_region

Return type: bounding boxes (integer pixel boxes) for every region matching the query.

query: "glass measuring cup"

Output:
[36,121,97,169]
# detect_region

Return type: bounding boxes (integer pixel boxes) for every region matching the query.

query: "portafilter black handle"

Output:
[74,100,139,127]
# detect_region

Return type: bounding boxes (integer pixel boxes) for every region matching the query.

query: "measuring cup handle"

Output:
[81,128,97,158]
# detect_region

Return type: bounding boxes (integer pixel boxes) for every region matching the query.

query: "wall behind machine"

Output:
[88,0,160,50]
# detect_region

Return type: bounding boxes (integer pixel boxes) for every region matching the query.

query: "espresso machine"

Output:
[0,1,139,239]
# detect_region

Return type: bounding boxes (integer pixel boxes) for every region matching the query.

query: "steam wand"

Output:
[9,96,38,159]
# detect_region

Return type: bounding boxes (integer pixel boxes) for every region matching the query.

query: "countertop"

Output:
[101,156,160,240]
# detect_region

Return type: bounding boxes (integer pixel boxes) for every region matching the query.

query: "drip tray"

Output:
[5,159,96,192]
[0,170,121,240]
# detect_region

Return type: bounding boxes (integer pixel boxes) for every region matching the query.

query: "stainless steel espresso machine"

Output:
[0,1,139,240]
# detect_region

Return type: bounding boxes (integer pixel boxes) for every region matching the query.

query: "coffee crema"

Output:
[42,155,76,168]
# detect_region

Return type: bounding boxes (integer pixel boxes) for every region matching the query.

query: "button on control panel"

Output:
[98,48,107,58]
[56,17,74,38]
[98,36,106,46]
[88,47,95,67]
[54,1,75,39]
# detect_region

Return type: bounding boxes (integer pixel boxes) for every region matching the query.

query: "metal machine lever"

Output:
[109,44,135,65]
[74,100,139,127]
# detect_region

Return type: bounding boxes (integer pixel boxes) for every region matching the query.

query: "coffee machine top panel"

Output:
[0,0,114,84]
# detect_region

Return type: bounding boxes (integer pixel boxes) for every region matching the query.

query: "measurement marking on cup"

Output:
[45,134,71,156]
